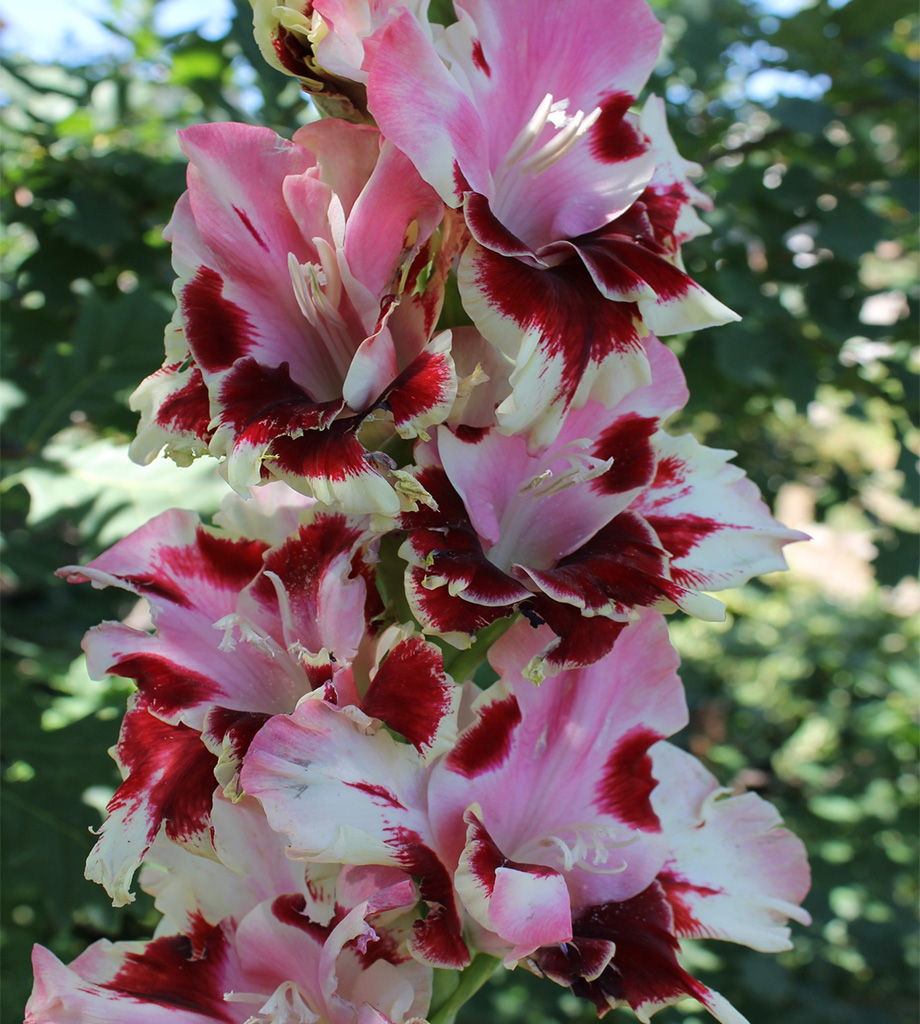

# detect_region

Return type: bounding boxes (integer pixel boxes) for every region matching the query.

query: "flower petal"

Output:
[458,240,650,447]
[86,696,218,907]
[650,743,811,953]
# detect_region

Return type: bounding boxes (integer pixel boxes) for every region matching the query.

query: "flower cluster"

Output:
[27,2,811,1023]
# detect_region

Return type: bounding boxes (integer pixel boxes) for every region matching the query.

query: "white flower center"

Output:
[517,438,612,499]
[288,249,354,385]
[504,93,602,178]
[515,821,638,875]
[483,438,612,573]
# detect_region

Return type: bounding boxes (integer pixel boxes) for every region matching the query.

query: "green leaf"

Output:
[10,431,227,547]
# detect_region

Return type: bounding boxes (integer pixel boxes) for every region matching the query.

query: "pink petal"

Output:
[651,743,811,953]
[633,433,809,605]
[292,117,382,218]
[455,809,572,962]
[429,612,684,909]
[367,10,491,204]
[343,137,445,299]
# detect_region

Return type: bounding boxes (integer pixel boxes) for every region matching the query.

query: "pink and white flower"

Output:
[242,611,810,1022]
[27,795,431,1024]
[367,0,738,444]
[396,339,804,673]
[57,493,457,906]
[131,118,456,515]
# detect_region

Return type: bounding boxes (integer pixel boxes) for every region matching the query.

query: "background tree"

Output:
[1,0,916,1020]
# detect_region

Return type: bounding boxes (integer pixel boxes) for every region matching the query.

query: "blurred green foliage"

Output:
[1,0,917,1021]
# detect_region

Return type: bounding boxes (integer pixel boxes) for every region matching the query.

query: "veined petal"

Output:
[650,744,811,953]
[367,10,490,204]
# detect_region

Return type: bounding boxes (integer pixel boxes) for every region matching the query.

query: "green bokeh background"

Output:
[1,1,917,1021]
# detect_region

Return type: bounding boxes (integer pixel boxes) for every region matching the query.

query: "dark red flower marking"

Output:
[641,182,691,250]
[268,417,374,486]
[109,699,218,849]
[649,454,685,489]
[452,424,489,444]
[646,513,722,561]
[464,193,532,257]
[345,781,408,810]
[525,511,671,614]
[154,365,211,439]
[272,892,333,944]
[526,596,626,672]
[232,204,269,252]
[594,725,662,832]
[408,524,530,605]
[406,565,510,636]
[106,655,219,720]
[252,514,367,620]
[462,810,557,900]
[361,635,453,752]
[107,923,236,1020]
[470,38,491,77]
[658,869,723,938]
[390,828,469,968]
[562,883,709,1015]
[383,344,454,432]
[182,266,255,373]
[592,414,659,495]
[447,695,521,778]
[216,358,339,437]
[471,244,644,409]
[157,527,269,595]
[271,7,315,78]
[113,573,191,608]
[202,706,270,761]
[589,92,646,164]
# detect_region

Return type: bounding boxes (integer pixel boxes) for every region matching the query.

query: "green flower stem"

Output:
[442,613,520,684]
[429,954,501,1024]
